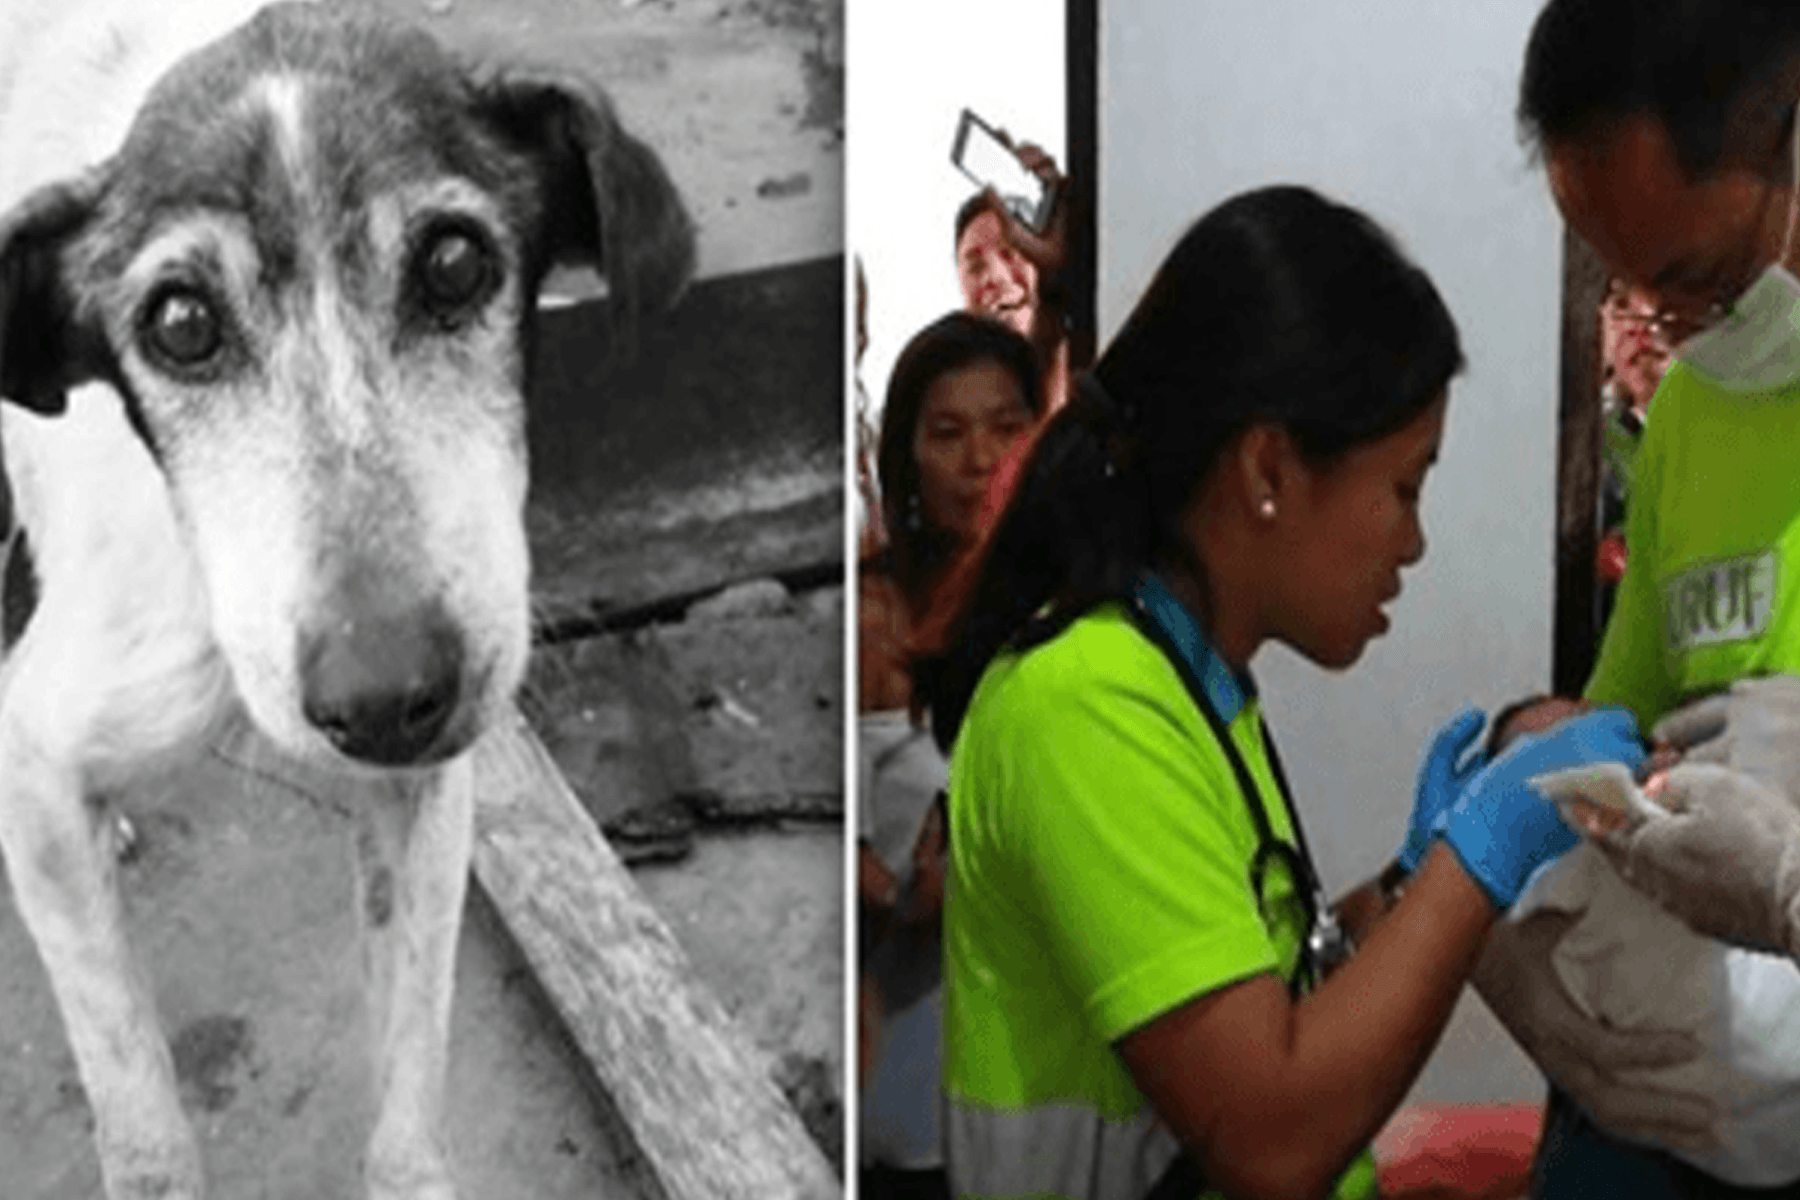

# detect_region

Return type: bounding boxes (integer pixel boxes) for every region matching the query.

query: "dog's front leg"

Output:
[0,725,202,1200]
[354,754,474,1200]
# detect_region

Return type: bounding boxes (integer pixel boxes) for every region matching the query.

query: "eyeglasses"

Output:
[1646,298,1735,347]
[1601,281,1686,351]
[1601,282,1660,326]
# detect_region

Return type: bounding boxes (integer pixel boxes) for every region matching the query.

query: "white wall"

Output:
[847,1,1064,439]
[1101,0,1564,1104]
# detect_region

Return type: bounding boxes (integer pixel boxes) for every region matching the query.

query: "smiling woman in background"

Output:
[954,139,1072,415]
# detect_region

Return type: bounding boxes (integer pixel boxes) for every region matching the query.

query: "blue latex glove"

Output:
[1398,705,1488,873]
[1438,707,1648,911]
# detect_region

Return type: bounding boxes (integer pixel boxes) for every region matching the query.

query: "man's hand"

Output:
[1472,909,1715,1152]
[1599,763,1800,956]
[1654,676,1800,806]
[994,139,1069,280]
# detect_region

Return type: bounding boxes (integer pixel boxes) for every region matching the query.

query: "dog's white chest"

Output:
[1,389,230,774]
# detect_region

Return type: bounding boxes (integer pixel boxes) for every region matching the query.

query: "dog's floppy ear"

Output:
[0,173,104,415]
[476,72,696,351]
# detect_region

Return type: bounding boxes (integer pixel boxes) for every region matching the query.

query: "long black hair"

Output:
[915,185,1464,749]
[874,311,1044,615]
[955,189,1010,248]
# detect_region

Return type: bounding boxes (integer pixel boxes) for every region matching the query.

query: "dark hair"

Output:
[1487,694,1555,758]
[1519,0,1800,179]
[876,311,1044,614]
[916,185,1464,749]
[954,190,1009,250]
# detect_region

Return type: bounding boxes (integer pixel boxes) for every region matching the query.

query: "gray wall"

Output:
[1100,0,1563,1105]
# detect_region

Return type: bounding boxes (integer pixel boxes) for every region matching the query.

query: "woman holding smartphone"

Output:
[913,186,1646,1200]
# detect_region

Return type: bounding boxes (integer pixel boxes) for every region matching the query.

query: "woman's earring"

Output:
[905,492,925,532]
[1257,497,1277,520]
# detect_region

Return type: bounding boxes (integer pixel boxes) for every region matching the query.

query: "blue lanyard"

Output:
[1125,592,1350,994]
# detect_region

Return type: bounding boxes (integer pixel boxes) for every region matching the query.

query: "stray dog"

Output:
[0,1,693,1196]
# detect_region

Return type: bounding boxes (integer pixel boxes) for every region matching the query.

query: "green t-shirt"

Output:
[941,597,1376,1200]
[1586,359,1800,723]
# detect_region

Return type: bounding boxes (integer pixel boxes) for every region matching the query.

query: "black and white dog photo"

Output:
[0,1,694,1196]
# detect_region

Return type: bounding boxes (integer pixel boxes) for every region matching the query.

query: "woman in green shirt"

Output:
[912,186,1648,1200]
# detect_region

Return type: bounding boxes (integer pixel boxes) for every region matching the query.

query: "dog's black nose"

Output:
[299,596,465,766]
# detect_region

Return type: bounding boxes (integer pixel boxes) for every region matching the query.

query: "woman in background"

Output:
[858,312,1043,1200]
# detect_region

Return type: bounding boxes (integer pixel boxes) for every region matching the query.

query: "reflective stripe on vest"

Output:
[945,1093,1184,1199]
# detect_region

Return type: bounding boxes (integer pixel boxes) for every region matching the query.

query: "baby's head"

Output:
[1487,695,1591,758]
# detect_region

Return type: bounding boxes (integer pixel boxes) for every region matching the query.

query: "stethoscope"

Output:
[1128,598,1353,996]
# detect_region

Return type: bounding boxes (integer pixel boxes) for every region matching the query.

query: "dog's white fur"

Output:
[0,3,691,1197]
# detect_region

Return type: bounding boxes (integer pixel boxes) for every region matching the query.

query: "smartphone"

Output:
[951,108,1055,232]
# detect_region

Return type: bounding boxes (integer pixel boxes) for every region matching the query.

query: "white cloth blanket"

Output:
[1515,842,1800,1186]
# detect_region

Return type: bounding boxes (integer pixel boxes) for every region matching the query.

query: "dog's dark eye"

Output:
[141,287,224,368]
[415,227,496,322]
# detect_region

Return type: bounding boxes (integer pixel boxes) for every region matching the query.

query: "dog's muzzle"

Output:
[296,571,471,767]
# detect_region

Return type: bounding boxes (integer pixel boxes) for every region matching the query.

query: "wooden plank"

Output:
[469,711,841,1200]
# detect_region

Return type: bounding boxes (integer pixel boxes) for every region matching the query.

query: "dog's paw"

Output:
[114,1183,205,1200]
[368,1182,456,1200]
[365,1151,456,1200]
[368,1178,456,1200]
[99,1146,205,1200]
[96,1122,206,1200]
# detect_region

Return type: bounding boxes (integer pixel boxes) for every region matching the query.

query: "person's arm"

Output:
[895,794,946,927]
[1328,873,1393,946]
[858,841,898,931]
[1121,843,1490,1199]
[1331,706,1490,950]
[1116,710,1644,1200]
[993,141,1069,286]
[987,136,1074,403]
[858,569,914,714]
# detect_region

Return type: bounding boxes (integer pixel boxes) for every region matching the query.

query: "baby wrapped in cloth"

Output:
[1499,698,1800,1185]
